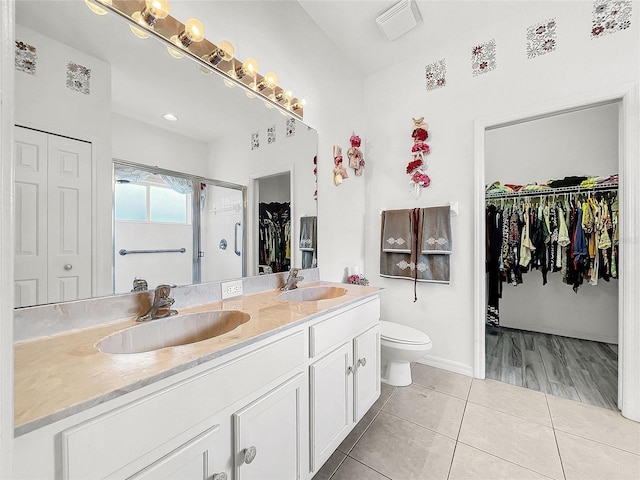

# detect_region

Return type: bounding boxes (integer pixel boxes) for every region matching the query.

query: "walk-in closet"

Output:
[484,101,620,410]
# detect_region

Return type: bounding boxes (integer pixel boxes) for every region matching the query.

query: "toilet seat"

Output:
[380,321,432,346]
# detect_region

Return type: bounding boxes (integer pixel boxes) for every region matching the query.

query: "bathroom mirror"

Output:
[13,0,318,307]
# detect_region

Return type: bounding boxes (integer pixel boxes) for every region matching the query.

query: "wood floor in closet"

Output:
[485,326,618,410]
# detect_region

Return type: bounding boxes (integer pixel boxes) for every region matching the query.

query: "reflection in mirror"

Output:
[14,0,318,307]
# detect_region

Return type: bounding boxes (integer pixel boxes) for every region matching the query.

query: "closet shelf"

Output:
[485,183,618,199]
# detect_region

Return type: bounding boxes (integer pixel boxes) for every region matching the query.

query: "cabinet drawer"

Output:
[62,331,305,480]
[310,298,380,358]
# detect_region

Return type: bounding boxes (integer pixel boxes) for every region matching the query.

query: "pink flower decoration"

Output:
[411,143,430,154]
[412,171,431,187]
[349,135,361,147]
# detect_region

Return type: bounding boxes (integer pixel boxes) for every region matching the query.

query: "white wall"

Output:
[14,24,113,297]
[112,114,210,178]
[362,1,638,373]
[485,102,620,184]
[486,103,619,343]
[259,174,291,204]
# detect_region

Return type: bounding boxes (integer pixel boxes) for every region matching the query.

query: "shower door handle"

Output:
[234,222,241,256]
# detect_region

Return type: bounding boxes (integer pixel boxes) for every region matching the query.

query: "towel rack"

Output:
[119,248,186,256]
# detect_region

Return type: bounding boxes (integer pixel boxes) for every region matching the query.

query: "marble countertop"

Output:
[14,282,381,436]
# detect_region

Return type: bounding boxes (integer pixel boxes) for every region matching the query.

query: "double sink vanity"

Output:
[13,274,382,479]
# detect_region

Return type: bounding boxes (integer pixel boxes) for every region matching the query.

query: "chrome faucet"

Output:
[137,284,178,322]
[281,268,304,291]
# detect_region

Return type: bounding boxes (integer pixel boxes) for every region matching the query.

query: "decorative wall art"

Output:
[66,61,91,95]
[425,59,446,91]
[267,124,276,144]
[332,145,348,186]
[471,39,497,76]
[251,131,260,150]
[592,0,632,38]
[347,134,365,176]
[15,40,37,75]
[286,117,296,137]
[527,18,557,58]
[406,117,431,198]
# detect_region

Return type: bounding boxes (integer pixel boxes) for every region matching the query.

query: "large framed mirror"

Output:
[13,0,318,307]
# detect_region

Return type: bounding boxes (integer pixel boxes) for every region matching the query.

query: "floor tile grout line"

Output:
[456,395,470,441]
[326,452,349,480]
[379,409,462,442]
[465,397,554,428]
[409,381,472,402]
[446,440,459,480]
[344,455,393,480]
[455,439,558,480]
[551,425,640,457]
[546,394,568,480]
[338,407,384,456]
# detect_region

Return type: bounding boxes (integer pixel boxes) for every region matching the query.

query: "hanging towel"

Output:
[381,209,414,253]
[300,216,317,269]
[380,207,452,286]
[299,216,317,251]
[421,206,452,254]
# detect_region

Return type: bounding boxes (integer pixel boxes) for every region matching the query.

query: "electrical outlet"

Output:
[221,280,243,299]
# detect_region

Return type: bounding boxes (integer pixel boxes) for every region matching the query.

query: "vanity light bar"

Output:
[87,0,304,120]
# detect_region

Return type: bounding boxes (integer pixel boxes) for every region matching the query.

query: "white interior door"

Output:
[13,127,92,306]
[47,134,92,303]
[14,127,48,307]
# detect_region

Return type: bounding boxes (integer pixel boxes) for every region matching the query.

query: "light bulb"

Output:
[183,18,205,43]
[84,0,112,15]
[130,11,150,38]
[145,0,170,20]
[224,70,237,88]
[236,58,259,79]
[217,41,235,61]
[263,72,278,90]
[167,37,184,58]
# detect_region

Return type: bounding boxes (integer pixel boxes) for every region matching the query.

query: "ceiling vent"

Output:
[376,0,422,42]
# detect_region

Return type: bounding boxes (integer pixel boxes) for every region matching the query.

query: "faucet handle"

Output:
[154,284,176,298]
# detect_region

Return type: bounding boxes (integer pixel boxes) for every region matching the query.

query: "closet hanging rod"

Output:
[485,184,618,199]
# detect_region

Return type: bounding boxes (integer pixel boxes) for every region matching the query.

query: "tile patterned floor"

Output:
[313,364,640,480]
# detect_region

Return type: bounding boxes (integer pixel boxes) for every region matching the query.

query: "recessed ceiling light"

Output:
[163,113,178,122]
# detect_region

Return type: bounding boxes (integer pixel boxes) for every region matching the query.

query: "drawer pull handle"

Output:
[211,473,228,480]
[358,357,367,367]
[242,446,257,464]
[347,365,354,375]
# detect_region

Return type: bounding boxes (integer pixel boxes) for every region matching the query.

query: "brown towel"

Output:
[381,209,413,253]
[421,206,452,254]
[380,207,452,285]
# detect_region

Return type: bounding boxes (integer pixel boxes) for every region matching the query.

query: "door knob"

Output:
[64,264,73,270]
[347,365,354,375]
[358,357,367,367]
[211,473,228,480]
[241,446,257,464]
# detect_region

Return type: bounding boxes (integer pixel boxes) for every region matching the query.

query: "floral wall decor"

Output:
[527,18,557,58]
[333,145,348,186]
[406,117,431,197]
[313,155,318,200]
[347,134,365,176]
[471,39,497,76]
[15,40,37,75]
[267,124,276,144]
[251,131,260,150]
[425,59,446,91]
[286,117,296,137]
[66,61,91,95]
[592,0,632,38]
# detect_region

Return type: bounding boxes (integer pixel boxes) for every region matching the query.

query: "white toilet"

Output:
[380,321,432,387]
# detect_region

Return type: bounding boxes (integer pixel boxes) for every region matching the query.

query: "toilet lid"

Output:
[380,321,432,345]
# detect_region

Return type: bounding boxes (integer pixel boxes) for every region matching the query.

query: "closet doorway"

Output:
[480,100,622,411]
[256,172,291,274]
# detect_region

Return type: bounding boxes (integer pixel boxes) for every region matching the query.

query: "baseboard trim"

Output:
[416,356,474,377]
[500,324,618,345]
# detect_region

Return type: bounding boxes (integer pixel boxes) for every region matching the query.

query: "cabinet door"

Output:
[309,342,353,473]
[129,424,224,480]
[354,325,381,422]
[233,373,306,480]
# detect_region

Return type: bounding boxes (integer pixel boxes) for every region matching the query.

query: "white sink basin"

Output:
[96,310,250,354]
[278,286,347,302]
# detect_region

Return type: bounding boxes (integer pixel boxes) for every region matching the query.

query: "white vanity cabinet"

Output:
[308,298,380,474]
[233,373,307,480]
